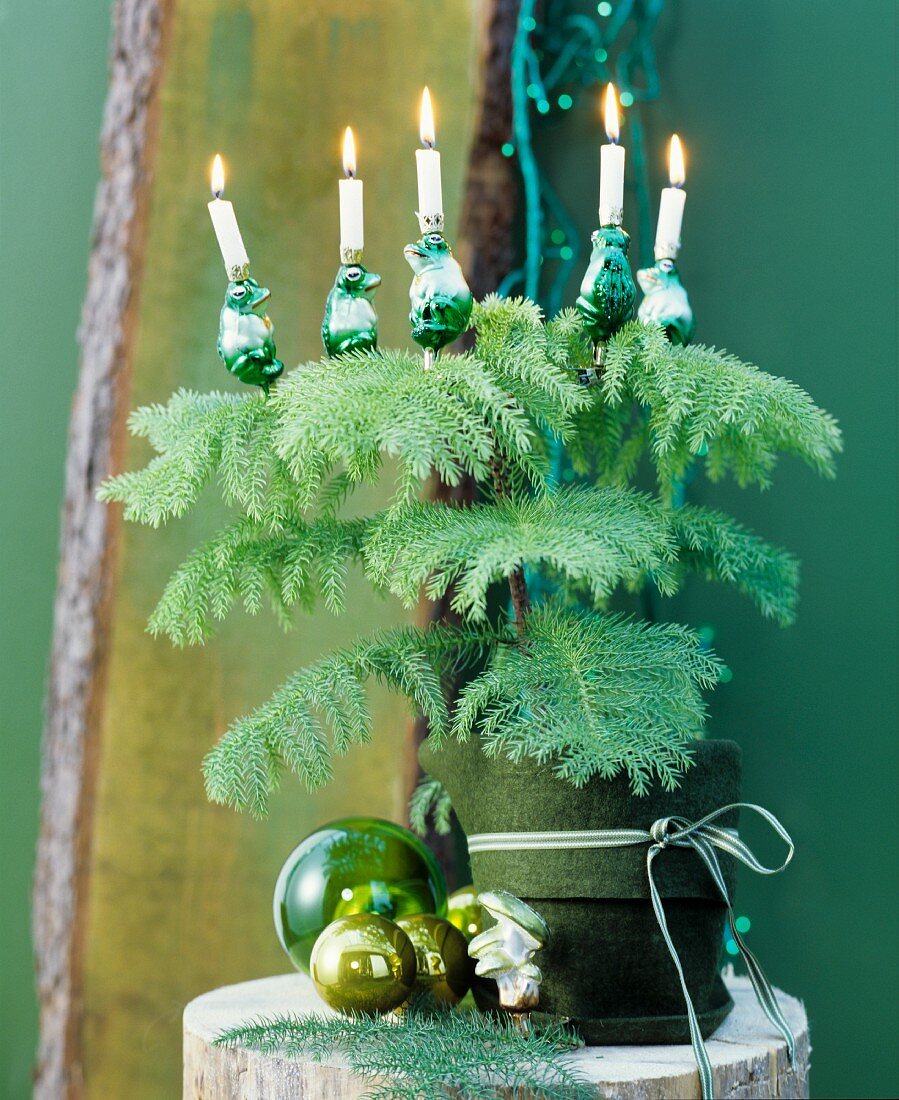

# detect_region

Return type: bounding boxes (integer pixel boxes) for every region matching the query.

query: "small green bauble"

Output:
[396,914,474,1005]
[310,913,417,1015]
[447,885,488,941]
[217,278,284,392]
[273,817,448,974]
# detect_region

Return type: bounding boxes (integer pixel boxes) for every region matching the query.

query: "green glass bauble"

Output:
[273,817,448,974]
[310,914,417,1015]
[396,914,474,1005]
[446,885,488,942]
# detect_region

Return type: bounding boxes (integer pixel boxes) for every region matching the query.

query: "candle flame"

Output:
[668,134,685,187]
[210,154,226,199]
[420,86,436,148]
[603,84,620,143]
[342,127,357,178]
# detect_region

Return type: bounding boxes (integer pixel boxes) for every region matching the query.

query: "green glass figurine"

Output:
[469,890,549,1033]
[403,232,472,361]
[637,258,695,346]
[321,262,381,358]
[217,278,284,393]
[575,225,637,346]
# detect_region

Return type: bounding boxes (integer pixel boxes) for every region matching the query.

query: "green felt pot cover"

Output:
[420,737,742,1044]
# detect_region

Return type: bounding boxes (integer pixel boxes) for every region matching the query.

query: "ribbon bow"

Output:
[466,802,796,1100]
[643,804,796,1099]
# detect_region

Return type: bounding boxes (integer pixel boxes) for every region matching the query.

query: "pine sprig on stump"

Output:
[214,1001,593,1100]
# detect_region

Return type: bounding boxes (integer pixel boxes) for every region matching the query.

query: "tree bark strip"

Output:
[33,2,173,1096]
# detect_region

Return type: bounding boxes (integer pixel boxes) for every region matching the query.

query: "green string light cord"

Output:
[499,0,666,315]
[501,0,666,604]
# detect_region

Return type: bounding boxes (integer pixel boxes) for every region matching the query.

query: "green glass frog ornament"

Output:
[575,225,637,346]
[321,262,381,358]
[404,231,472,362]
[637,257,695,346]
[217,278,284,393]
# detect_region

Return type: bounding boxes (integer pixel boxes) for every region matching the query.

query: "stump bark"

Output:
[183,973,810,1099]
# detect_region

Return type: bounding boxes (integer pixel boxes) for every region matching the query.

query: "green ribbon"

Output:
[467,803,796,1100]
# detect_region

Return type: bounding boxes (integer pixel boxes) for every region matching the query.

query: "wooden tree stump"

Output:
[183,973,810,1099]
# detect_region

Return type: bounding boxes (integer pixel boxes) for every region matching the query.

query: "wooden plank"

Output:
[37,3,479,1097]
[182,973,810,1099]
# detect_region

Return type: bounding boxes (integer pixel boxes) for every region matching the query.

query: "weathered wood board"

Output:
[36,2,479,1096]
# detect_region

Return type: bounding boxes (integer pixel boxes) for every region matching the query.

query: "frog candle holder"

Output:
[468,891,550,1036]
[575,223,637,384]
[404,218,473,369]
[321,254,381,358]
[216,277,285,394]
[323,127,381,358]
[637,133,694,346]
[636,256,695,346]
[405,89,472,368]
[208,156,284,394]
[574,85,637,382]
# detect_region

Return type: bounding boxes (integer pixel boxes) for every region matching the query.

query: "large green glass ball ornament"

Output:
[310,914,417,1015]
[396,914,474,1005]
[446,885,488,942]
[273,817,448,974]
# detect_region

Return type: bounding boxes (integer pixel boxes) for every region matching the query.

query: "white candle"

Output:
[339,127,364,258]
[654,134,687,259]
[207,154,249,280]
[598,84,625,227]
[416,87,443,222]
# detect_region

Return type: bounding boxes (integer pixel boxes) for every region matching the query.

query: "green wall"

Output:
[663,7,897,1097]
[651,7,897,1096]
[537,3,897,1096]
[0,2,112,1096]
[1,2,895,1098]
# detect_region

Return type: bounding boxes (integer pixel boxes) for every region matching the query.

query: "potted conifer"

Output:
[100,295,839,1044]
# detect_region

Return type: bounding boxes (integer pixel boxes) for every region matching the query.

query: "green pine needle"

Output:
[203,624,499,817]
[97,389,298,527]
[148,515,368,645]
[453,606,724,793]
[97,295,839,813]
[409,777,453,836]
[557,315,843,500]
[670,504,800,625]
[365,486,680,618]
[214,1001,593,1100]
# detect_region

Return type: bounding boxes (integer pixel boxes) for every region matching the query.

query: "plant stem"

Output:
[491,453,530,635]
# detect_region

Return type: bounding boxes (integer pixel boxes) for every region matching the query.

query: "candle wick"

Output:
[212,189,224,200]
[423,140,435,151]
[344,168,356,180]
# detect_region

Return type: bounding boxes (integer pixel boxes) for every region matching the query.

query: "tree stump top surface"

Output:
[183,972,809,1099]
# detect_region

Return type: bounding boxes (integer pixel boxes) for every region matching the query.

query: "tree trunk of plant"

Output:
[408,0,523,880]
[34,2,480,1096]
